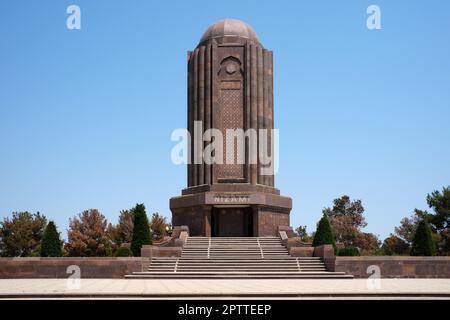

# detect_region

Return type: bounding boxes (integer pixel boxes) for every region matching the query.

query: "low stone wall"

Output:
[0,257,145,279]
[141,246,183,258]
[290,247,314,257]
[334,256,450,278]
[3,256,449,279]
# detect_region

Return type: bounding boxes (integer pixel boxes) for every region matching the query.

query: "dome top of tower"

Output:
[199,19,259,44]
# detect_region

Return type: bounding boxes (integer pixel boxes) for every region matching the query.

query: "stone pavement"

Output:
[0,279,450,298]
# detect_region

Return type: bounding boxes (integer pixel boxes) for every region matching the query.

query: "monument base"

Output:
[170,184,292,237]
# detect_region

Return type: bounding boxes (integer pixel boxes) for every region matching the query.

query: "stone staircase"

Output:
[126,237,353,279]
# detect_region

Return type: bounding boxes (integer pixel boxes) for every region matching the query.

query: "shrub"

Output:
[411,220,436,256]
[312,214,336,251]
[115,246,133,257]
[337,247,360,256]
[40,221,63,257]
[130,204,151,256]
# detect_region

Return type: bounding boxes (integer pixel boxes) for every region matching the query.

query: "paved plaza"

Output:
[0,279,450,298]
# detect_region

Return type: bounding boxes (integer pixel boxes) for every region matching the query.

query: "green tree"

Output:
[130,204,151,256]
[395,186,450,255]
[150,212,168,241]
[0,212,47,257]
[394,210,424,245]
[382,234,410,255]
[411,220,436,256]
[323,195,379,253]
[323,195,366,247]
[65,209,112,257]
[40,221,63,257]
[312,214,336,251]
[426,186,450,254]
[294,225,308,241]
[108,209,134,247]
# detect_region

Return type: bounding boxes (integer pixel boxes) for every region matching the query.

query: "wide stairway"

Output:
[126,237,352,279]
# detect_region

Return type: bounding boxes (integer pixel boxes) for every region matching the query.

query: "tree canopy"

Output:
[323,195,379,253]
[65,209,112,257]
[392,186,450,255]
[0,211,47,257]
[108,209,134,247]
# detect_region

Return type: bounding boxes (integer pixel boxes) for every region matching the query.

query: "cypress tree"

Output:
[130,204,151,256]
[40,221,62,257]
[411,220,436,256]
[312,214,336,251]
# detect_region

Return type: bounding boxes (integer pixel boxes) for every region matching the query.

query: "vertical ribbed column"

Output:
[198,46,205,185]
[192,48,199,186]
[268,51,274,186]
[204,44,212,185]
[250,44,258,185]
[245,43,251,183]
[257,46,264,185]
[187,51,193,187]
[211,39,219,183]
[263,49,270,186]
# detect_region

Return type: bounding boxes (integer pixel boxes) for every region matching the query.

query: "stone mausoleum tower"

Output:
[170,19,292,236]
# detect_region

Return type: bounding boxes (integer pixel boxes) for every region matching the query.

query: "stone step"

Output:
[184,253,289,255]
[126,272,353,279]
[152,262,323,265]
[133,275,337,278]
[170,255,322,262]
[183,249,287,251]
[151,266,325,270]
[125,236,353,279]
[159,261,314,264]
[131,271,348,275]
[152,259,319,262]
[153,258,305,261]
[184,246,286,249]
[184,250,287,252]
[178,255,298,260]
[150,261,316,267]
[147,269,327,272]
[147,266,326,271]
[151,266,327,269]
[187,237,279,239]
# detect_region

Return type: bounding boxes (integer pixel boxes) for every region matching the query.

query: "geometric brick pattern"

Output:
[217,86,244,179]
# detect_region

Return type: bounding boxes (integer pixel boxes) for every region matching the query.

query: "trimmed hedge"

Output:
[312,214,336,251]
[337,247,360,256]
[130,203,152,256]
[115,246,133,257]
[40,221,62,257]
[411,220,436,256]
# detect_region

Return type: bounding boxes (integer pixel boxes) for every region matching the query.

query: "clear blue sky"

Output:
[1,0,449,241]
